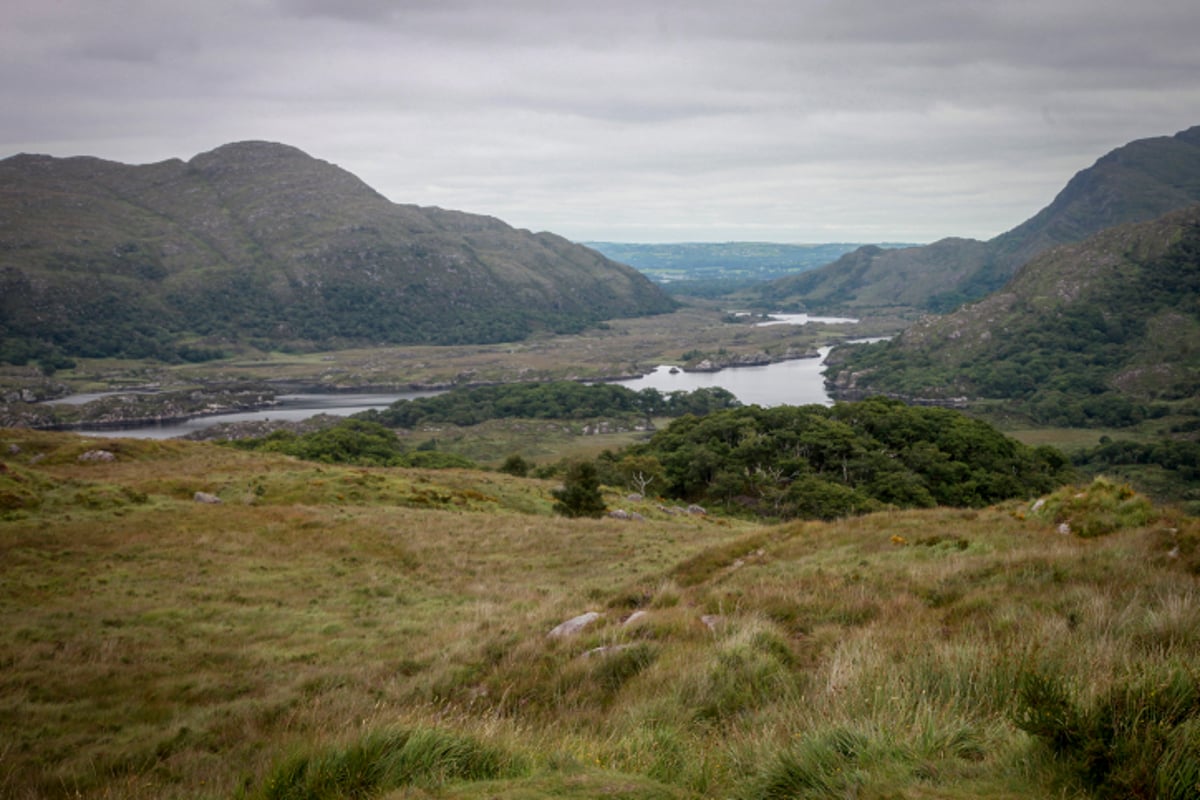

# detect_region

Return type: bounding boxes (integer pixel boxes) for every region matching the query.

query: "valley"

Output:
[2,125,1199,800]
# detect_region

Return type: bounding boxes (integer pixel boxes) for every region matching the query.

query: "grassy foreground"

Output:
[2,429,1198,799]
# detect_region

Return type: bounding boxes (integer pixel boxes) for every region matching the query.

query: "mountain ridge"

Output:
[765,125,1200,313]
[0,141,676,362]
[824,204,1200,425]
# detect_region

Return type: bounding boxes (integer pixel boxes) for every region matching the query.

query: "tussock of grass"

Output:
[253,727,529,799]
[1031,475,1158,537]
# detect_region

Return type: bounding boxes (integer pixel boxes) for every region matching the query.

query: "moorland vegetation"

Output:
[1,427,1197,800]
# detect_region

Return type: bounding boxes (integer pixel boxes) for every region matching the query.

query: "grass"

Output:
[1,429,1197,799]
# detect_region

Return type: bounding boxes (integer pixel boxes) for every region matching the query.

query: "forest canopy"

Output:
[619,397,1072,520]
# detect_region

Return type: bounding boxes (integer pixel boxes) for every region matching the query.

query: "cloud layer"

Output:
[3,0,1198,242]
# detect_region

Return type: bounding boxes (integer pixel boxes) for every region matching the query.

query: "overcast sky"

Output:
[3,1,1198,243]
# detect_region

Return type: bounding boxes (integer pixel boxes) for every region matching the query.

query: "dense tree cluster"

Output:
[620,397,1071,520]
[358,382,740,428]
[227,395,1072,522]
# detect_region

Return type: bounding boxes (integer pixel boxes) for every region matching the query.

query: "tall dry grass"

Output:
[2,429,1197,799]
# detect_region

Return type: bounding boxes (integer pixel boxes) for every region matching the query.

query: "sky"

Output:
[3,1,1199,244]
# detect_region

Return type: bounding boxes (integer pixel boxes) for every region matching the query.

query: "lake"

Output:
[610,347,835,407]
[71,315,867,438]
[73,391,443,440]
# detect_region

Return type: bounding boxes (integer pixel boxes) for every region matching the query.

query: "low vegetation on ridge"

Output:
[2,426,1197,800]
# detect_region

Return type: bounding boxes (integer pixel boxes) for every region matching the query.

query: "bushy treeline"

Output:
[616,397,1071,519]
[358,381,741,428]
[226,419,476,469]
[1072,434,1200,513]
[226,396,1071,523]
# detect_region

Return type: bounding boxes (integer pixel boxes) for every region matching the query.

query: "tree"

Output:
[552,461,606,518]
[617,454,663,496]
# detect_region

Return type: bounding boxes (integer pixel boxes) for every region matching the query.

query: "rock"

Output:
[686,504,707,516]
[623,610,649,626]
[630,512,645,522]
[626,493,643,502]
[608,509,630,520]
[1057,522,1071,535]
[1031,498,1046,512]
[548,611,601,638]
[700,614,723,632]
[7,444,19,455]
[78,450,115,463]
[194,491,223,504]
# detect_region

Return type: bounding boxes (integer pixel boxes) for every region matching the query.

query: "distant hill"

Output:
[824,205,1200,426]
[0,141,676,363]
[765,125,1200,313]
[584,241,916,299]
[586,241,879,281]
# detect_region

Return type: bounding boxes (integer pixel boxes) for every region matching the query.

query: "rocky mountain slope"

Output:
[766,125,1200,313]
[0,141,676,361]
[824,205,1200,425]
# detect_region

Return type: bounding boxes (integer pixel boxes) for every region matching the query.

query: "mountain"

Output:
[764,125,1200,313]
[824,205,1200,426]
[0,141,676,362]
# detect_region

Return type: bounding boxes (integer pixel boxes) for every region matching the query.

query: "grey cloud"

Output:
[2,0,1199,241]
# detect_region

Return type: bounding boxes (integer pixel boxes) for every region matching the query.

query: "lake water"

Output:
[610,347,834,407]
[71,315,868,438]
[74,391,443,439]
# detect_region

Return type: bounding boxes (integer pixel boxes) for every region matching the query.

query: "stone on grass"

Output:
[194,491,223,504]
[622,610,649,626]
[548,611,601,638]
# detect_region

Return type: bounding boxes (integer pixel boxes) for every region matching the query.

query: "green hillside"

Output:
[765,125,1200,313]
[1,428,1196,800]
[824,205,1200,421]
[0,141,676,362]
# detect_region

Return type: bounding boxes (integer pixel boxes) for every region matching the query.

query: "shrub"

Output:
[551,461,606,518]
[498,453,531,477]
[1031,476,1156,537]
